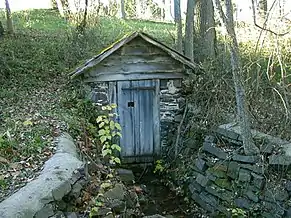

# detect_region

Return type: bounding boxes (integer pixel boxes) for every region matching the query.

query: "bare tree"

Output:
[119,0,126,19]
[184,0,196,61]
[213,0,259,155]
[55,0,65,17]
[258,0,268,19]
[77,0,89,33]
[5,0,13,34]
[196,0,216,59]
[174,0,183,53]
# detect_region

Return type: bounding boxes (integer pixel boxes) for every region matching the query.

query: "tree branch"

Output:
[251,0,289,36]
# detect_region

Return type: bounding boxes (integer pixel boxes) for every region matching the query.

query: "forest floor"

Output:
[0,8,176,201]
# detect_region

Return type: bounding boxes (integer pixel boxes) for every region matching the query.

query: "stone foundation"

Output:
[188,123,291,217]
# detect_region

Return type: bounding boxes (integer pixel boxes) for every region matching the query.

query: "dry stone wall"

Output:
[0,133,87,218]
[188,124,291,217]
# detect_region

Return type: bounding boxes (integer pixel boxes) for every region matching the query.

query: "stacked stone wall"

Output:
[188,124,291,217]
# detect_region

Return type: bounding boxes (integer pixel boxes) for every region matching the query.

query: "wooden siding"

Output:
[117,80,160,163]
[83,37,186,82]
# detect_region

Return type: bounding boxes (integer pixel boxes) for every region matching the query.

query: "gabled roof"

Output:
[69,31,202,79]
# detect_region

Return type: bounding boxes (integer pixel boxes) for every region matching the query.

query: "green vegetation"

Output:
[0,8,175,198]
[96,104,122,165]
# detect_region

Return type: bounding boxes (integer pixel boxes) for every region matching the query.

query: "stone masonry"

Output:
[86,79,185,150]
[188,124,291,217]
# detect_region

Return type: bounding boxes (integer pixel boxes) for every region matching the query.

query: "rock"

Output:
[56,200,67,210]
[269,154,291,165]
[240,163,265,174]
[251,173,265,190]
[245,190,258,202]
[196,173,210,187]
[195,158,207,171]
[261,201,285,216]
[275,189,289,201]
[34,204,54,218]
[205,184,233,202]
[199,192,218,206]
[286,180,291,192]
[70,181,83,198]
[104,184,125,201]
[286,207,291,217]
[174,114,183,122]
[260,144,274,154]
[214,162,228,172]
[109,199,126,213]
[189,180,202,194]
[205,135,216,143]
[232,154,259,163]
[191,192,215,213]
[66,212,78,218]
[206,167,227,178]
[202,142,228,159]
[214,126,241,142]
[234,198,251,209]
[227,161,240,179]
[116,169,135,184]
[214,178,231,190]
[238,169,251,182]
[260,187,288,202]
[52,181,72,201]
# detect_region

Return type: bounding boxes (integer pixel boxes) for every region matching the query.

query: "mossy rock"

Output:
[214,178,231,190]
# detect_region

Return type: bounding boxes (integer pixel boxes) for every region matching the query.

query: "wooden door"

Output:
[117,80,160,163]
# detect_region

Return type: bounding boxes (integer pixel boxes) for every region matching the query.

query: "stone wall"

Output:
[159,79,184,148]
[0,133,87,218]
[188,123,291,217]
[86,79,185,149]
[86,82,109,105]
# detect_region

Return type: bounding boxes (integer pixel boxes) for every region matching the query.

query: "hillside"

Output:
[0,8,176,199]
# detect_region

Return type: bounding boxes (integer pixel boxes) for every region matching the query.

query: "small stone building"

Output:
[70,31,201,163]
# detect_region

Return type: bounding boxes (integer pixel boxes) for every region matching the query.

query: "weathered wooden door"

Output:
[117,80,160,163]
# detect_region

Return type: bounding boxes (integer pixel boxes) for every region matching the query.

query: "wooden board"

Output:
[117,80,160,163]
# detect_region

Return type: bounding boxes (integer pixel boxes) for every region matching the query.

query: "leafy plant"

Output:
[96,104,122,165]
[230,207,247,218]
[154,159,165,173]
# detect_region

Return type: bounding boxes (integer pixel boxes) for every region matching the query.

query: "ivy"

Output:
[96,104,122,165]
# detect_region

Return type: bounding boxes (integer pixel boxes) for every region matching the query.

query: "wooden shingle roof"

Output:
[70,31,202,79]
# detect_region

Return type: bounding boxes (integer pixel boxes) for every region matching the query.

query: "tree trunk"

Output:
[213,0,259,155]
[184,0,196,61]
[56,0,65,17]
[5,0,13,34]
[196,0,216,59]
[119,0,126,19]
[136,0,145,19]
[0,21,4,37]
[258,0,267,19]
[174,0,183,53]
[77,0,89,33]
